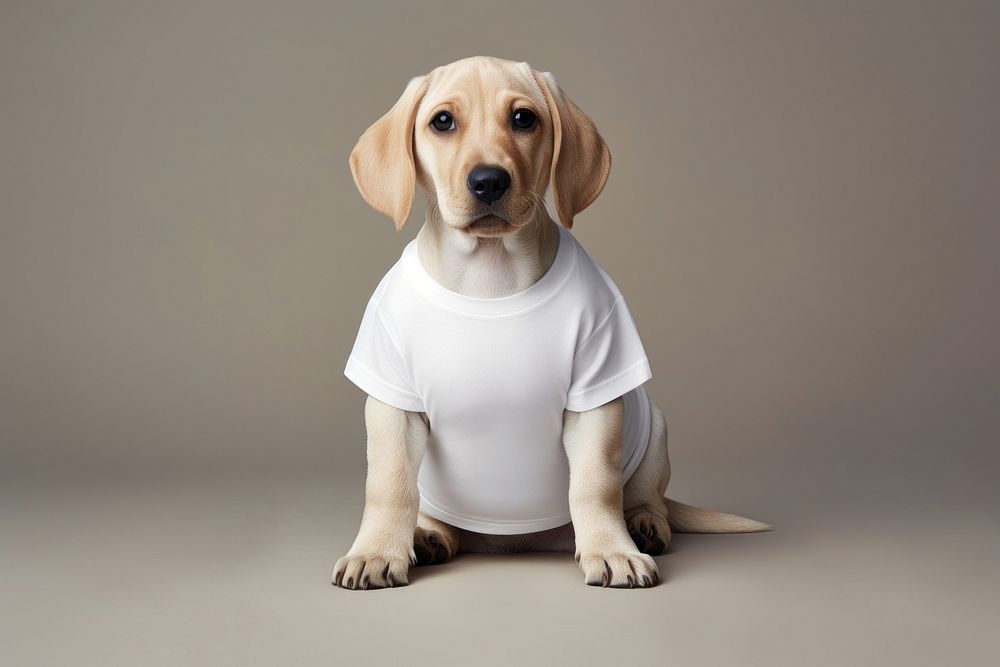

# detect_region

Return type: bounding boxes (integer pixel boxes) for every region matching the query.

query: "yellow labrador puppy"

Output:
[334,56,768,590]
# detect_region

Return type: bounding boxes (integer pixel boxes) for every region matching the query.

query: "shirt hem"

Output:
[418,492,573,535]
[565,358,653,413]
[344,357,425,412]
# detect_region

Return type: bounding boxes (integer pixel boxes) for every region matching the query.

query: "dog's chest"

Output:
[403,313,577,420]
[406,310,583,532]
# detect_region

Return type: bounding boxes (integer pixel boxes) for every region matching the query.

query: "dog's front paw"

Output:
[576,549,659,588]
[332,551,413,590]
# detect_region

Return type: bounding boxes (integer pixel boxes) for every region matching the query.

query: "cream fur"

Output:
[334,56,768,591]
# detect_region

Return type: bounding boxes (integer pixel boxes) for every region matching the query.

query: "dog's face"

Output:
[350,56,611,234]
[411,58,552,238]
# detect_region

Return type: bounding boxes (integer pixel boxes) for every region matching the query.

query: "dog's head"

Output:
[349,56,611,236]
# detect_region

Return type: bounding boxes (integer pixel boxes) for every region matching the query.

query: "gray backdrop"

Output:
[2,2,998,665]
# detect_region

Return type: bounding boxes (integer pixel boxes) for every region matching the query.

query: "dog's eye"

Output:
[431,111,455,132]
[512,108,536,130]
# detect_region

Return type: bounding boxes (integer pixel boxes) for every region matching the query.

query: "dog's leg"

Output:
[414,512,459,565]
[624,400,771,536]
[627,398,772,535]
[563,397,659,588]
[332,396,428,590]
[623,398,672,556]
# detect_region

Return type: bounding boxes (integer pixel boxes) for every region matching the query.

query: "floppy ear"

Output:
[349,75,430,230]
[531,70,611,229]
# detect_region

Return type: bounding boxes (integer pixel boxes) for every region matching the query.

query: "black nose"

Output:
[467,165,511,204]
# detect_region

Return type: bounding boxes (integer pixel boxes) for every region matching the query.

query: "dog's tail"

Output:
[664,497,772,533]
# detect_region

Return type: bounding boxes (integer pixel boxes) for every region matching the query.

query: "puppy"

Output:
[333,56,768,590]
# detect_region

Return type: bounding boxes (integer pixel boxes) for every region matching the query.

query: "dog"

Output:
[333,56,768,590]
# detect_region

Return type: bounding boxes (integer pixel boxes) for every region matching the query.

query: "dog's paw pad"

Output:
[626,510,671,556]
[413,527,452,566]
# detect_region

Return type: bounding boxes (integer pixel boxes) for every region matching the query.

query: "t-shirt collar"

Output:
[402,224,577,318]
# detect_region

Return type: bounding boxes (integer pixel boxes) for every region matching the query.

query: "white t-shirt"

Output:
[344,225,653,535]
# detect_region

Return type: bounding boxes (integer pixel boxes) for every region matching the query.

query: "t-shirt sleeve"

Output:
[344,299,425,413]
[566,296,652,412]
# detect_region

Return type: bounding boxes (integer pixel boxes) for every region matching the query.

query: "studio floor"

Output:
[4,457,995,667]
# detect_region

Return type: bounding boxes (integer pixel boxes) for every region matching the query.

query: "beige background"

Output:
[2,1,998,665]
